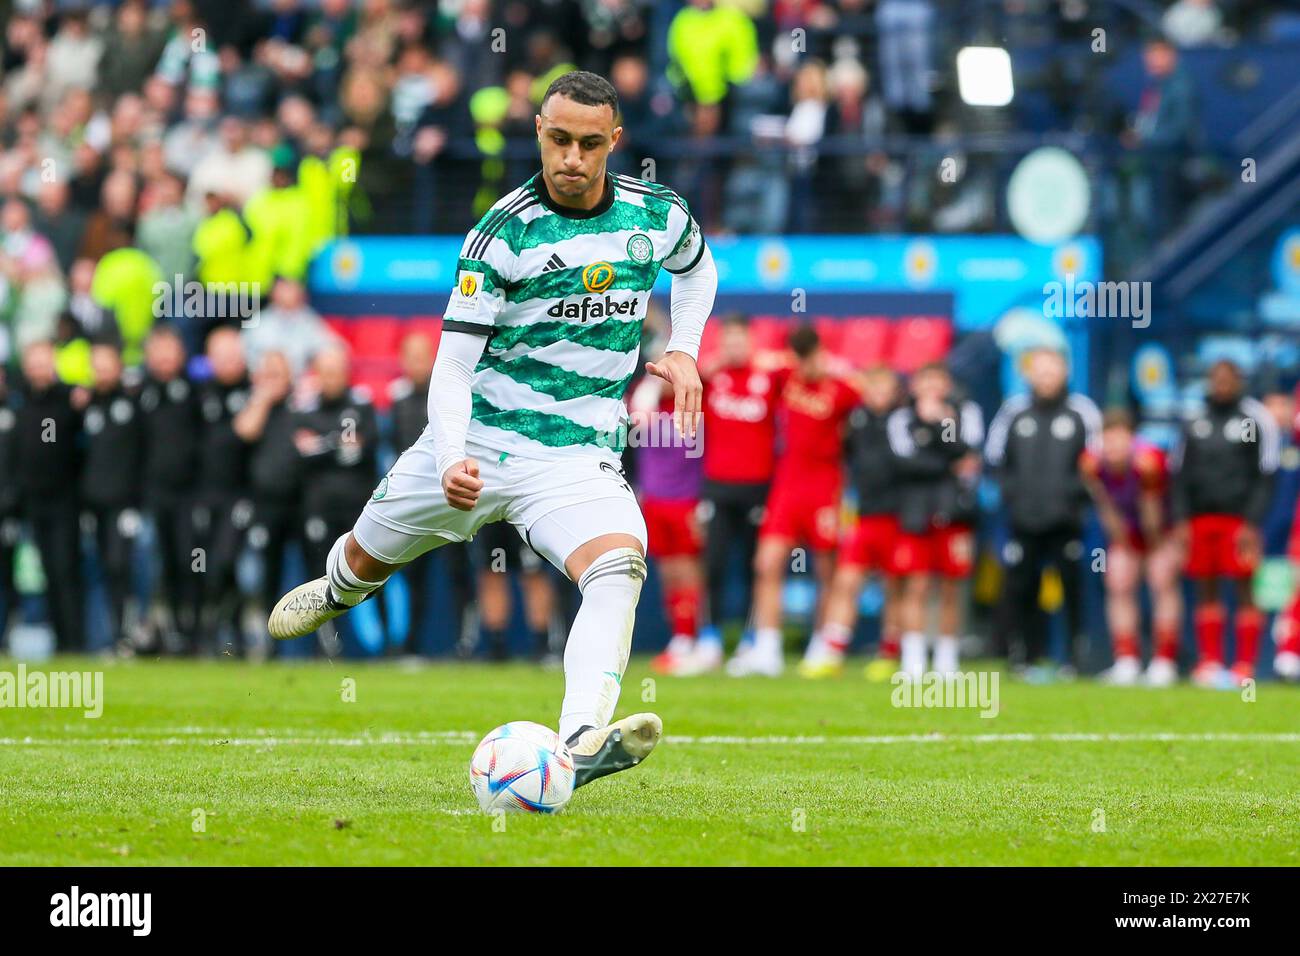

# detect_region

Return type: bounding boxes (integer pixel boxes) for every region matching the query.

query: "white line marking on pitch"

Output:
[1,732,1298,747]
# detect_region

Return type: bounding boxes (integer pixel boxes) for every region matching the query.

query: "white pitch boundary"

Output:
[1,731,1298,747]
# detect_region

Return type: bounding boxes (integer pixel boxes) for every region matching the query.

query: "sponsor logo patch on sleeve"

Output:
[445,269,487,320]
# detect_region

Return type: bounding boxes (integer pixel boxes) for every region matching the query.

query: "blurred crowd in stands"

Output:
[1,0,1290,362]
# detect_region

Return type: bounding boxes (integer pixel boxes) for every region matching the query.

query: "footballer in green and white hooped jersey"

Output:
[268,70,718,795]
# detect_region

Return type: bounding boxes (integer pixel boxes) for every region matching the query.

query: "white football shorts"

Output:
[352,434,647,576]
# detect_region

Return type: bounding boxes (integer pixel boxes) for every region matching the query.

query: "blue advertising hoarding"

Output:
[309,234,1101,331]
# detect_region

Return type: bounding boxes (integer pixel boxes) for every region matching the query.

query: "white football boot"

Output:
[1191,660,1229,689]
[1100,656,1142,686]
[567,713,663,788]
[675,639,724,676]
[725,641,783,677]
[268,577,348,639]
[1144,656,1178,687]
[1274,650,1300,681]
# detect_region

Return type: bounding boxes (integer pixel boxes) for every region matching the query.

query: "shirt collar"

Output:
[532,171,615,219]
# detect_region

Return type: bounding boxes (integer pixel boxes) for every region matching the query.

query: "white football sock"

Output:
[559,548,647,741]
[326,534,386,607]
[933,635,959,674]
[754,627,782,657]
[900,631,926,678]
[821,621,852,654]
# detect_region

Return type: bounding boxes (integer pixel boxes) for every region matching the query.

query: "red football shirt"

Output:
[702,364,781,483]
[772,369,860,483]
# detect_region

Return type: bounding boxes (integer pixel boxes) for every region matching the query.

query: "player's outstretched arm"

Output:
[429,329,489,511]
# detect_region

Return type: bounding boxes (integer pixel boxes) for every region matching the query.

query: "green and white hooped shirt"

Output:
[441,171,706,464]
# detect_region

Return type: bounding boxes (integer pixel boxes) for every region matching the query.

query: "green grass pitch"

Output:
[1,656,1297,866]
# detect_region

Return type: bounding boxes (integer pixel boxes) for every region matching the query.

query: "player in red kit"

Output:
[798,365,903,679]
[667,314,784,675]
[1080,410,1182,686]
[728,323,862,677]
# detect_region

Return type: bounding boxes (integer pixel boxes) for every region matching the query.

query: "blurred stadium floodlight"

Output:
[956,47,1015,107]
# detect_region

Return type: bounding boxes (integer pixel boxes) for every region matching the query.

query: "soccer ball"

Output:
[469,721,575,814]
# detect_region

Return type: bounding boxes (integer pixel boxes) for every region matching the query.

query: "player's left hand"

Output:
[645,350,702,439]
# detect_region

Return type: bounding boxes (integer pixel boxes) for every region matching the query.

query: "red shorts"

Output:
[642,497,701,558]
[838,514,901,574]
[1108,524,1149,555]
[759,476,841,551]
[1185,514,1257,579]
[892,523,974,578]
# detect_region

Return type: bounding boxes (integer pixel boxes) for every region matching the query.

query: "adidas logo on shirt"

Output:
[541,253,567,273]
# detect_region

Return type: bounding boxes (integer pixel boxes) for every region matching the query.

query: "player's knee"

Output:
[1104,564,1135,594]
[565,533,644,582]
[754,545,785,578]
[576,547,647,599]
[831,567,863,598]
[343,532,399,581]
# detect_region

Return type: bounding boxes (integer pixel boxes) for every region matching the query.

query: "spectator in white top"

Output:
[162,86,222,180]
[186,116,272,210]
[46,11,104,107]
[242,276,341,378]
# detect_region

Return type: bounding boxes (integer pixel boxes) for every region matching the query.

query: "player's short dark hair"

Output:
[863,363,897,381]
[789,323,820,358]
[541,71,619,118]
[914,360,949,378]
[147,323,184,343]
[720,312,749,330]
[1102,407,1135,431]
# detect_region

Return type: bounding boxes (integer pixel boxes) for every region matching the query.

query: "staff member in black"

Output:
[0,367,21,636]
[295,345,380,645]
[234,350,302,640]
[1170,359,1278,686]
[985,346,1101,676]
[13,340,85,651]
[193,327,254,655]
[139,325,201,649]
[887,363,984,678]
[81,340,146,648]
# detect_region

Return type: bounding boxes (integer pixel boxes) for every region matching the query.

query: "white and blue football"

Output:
[469,721,575,814]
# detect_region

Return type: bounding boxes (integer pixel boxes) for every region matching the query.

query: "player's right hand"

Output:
[443,458,483,511]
